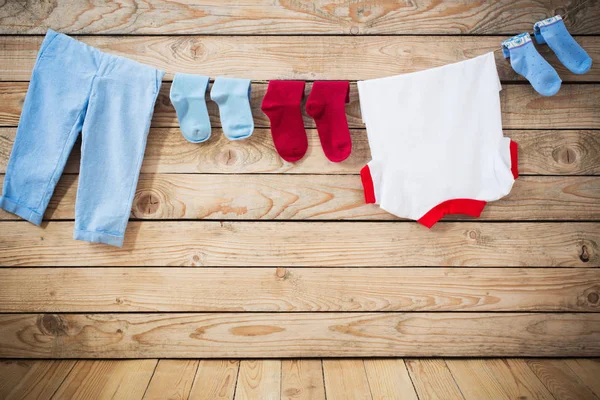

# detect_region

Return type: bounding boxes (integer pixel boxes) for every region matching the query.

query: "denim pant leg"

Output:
[0,30,97,225]
[73,57,164,247]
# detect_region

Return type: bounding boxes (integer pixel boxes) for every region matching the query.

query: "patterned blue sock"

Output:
[170,73,211,143]
[502,33,561,96]
[534,15,592,75]
[210,78,254,140]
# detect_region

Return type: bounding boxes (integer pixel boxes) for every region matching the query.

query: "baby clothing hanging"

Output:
[358,52,518,228]
[0,29,165,247]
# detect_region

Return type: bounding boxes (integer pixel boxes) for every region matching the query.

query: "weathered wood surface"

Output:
[1,128,599,176]
[0,359,76,400]
[1,267,598,312]
[142,359,199,400]
[0,175,597,221]
[51,360,158,400]
[406,359,465,400]
[0,222,597,267]
[363,359,419,400]
[1,0,598,35]
[2,83,600,131]
[322,360,373,400]
[188,360,239,400]
[526,359,599,400]
[236,360,281,400]
[1,36,600,82]
[1,313,598,358]
[281,360,326,400]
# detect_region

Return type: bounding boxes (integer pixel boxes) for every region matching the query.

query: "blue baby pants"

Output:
[0,29,165,247]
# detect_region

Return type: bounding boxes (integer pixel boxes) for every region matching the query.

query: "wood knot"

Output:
[136,192,161,216]
[38,314,68,336]
[468,230,478,239]
[193,255,200,262]
[588,291,599,304]
[350,26,359,35]
[218,148,238,166]
[555,7,566,15]
[229,325,285,337]
[276,267,287,279]
[580,245,590,263]
[552,146,576,165]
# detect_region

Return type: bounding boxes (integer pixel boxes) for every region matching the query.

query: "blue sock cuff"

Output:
[501,32,532,59]
[533,15,563,44]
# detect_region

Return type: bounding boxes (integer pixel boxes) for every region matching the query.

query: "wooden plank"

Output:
[490,359,555,400]
[564,359,600,397]
[1,128,599,176]
[1,174,597,222]
[235,360,280,400]
[406,360,464,400]
[1,36,600,82]
[1,267,599,312]
[52,359,158,400]
[363,359,418,400]
[142,360,199,400]
[0,360,76,400]
[1,313,599,358]
[1,0,598,35]
[446,360,509,399]
[526,359,598,400]
[2,83,600,130]
[281,360,326,400]
[323,360,372,400]
[0,221,596,266]
[188,360,239,400]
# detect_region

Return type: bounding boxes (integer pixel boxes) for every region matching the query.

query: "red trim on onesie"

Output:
[510,140,519,179]
[360,165,376,204]
[417,199,487,228]
[360,140,518,227]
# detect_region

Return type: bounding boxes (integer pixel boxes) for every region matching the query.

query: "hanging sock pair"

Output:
[170,74,254,143]
[502,15,592,96]
[261,81,352,163]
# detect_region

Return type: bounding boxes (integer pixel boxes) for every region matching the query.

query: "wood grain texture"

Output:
[0,360,75,400]
[1,267,599,312]
[406,359,464,400]
[52,359,158,400]
[188,360,239,400]
[364,359,418,400]
[526,359,599,400]
[0,313,599,358]
[1,36,599,82]
[235,360,280,400]
[2,128,599,176]
[0,221,597,266]
[490,359,555,400]
[1,0,598,35]
[564,359,600,397]
[142,360,199,400]
[2,83,600,130]
[323,360,372,400]
[1,174,598,222]
[281,360,326,400]
[446,360,510,400]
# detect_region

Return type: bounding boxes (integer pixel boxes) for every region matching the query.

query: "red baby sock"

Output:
[261,80,307,162]
[306,81,352,162]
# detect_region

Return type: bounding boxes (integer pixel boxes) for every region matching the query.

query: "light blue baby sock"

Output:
[210,77,254,140]
[170,73,211,143]
[534,15,592,75]
[502,32,561,96]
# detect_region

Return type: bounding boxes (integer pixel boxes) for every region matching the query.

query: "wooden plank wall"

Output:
[0,0,599,358]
